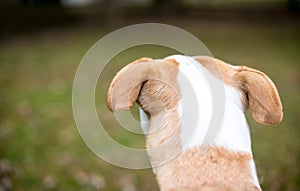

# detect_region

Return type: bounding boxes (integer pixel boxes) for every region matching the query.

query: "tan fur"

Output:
[194,56,283,124]
[164,58,180,68]
[194,56,239,88]
[234,66,283,125]
[155,147,260,191]
[194,56,249,108]
[107,58,180,113]
[146,108,182,166]
[107,58,155,111]
[107,55,283,191]
[138,59,182,164]
[137,60,180,114]
[132,57,153,64]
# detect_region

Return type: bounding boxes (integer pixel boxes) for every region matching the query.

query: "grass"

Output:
[0,19,299,191]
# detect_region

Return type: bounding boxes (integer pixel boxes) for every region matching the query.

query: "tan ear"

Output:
[234,66,283,125]
[107,58,154,111]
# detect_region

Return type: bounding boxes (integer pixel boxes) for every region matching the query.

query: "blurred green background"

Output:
[0,0,299,190]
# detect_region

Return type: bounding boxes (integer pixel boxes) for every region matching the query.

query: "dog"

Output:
[107,55,283,191]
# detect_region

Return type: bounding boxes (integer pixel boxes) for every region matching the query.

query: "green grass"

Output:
[0,20,299,190]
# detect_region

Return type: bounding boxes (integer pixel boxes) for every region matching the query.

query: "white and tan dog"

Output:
[107,55,283,191]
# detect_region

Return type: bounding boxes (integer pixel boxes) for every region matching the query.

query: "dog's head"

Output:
[107,56,283,125]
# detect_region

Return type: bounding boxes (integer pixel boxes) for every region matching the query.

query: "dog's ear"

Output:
[234,66,283,125]
[107,58,154,111]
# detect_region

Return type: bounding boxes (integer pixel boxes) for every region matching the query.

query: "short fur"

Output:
[107,55,283,191]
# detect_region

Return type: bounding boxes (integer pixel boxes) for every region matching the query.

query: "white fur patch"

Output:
[250,159,262,190]
[166,55,213,150]
[167,55,260,188]
[215,86,252,152]
[166,55,252,153]
[139,107,150,134]
[138,55,260,188]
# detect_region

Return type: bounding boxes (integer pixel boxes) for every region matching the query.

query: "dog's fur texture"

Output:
[107,55,283,191]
